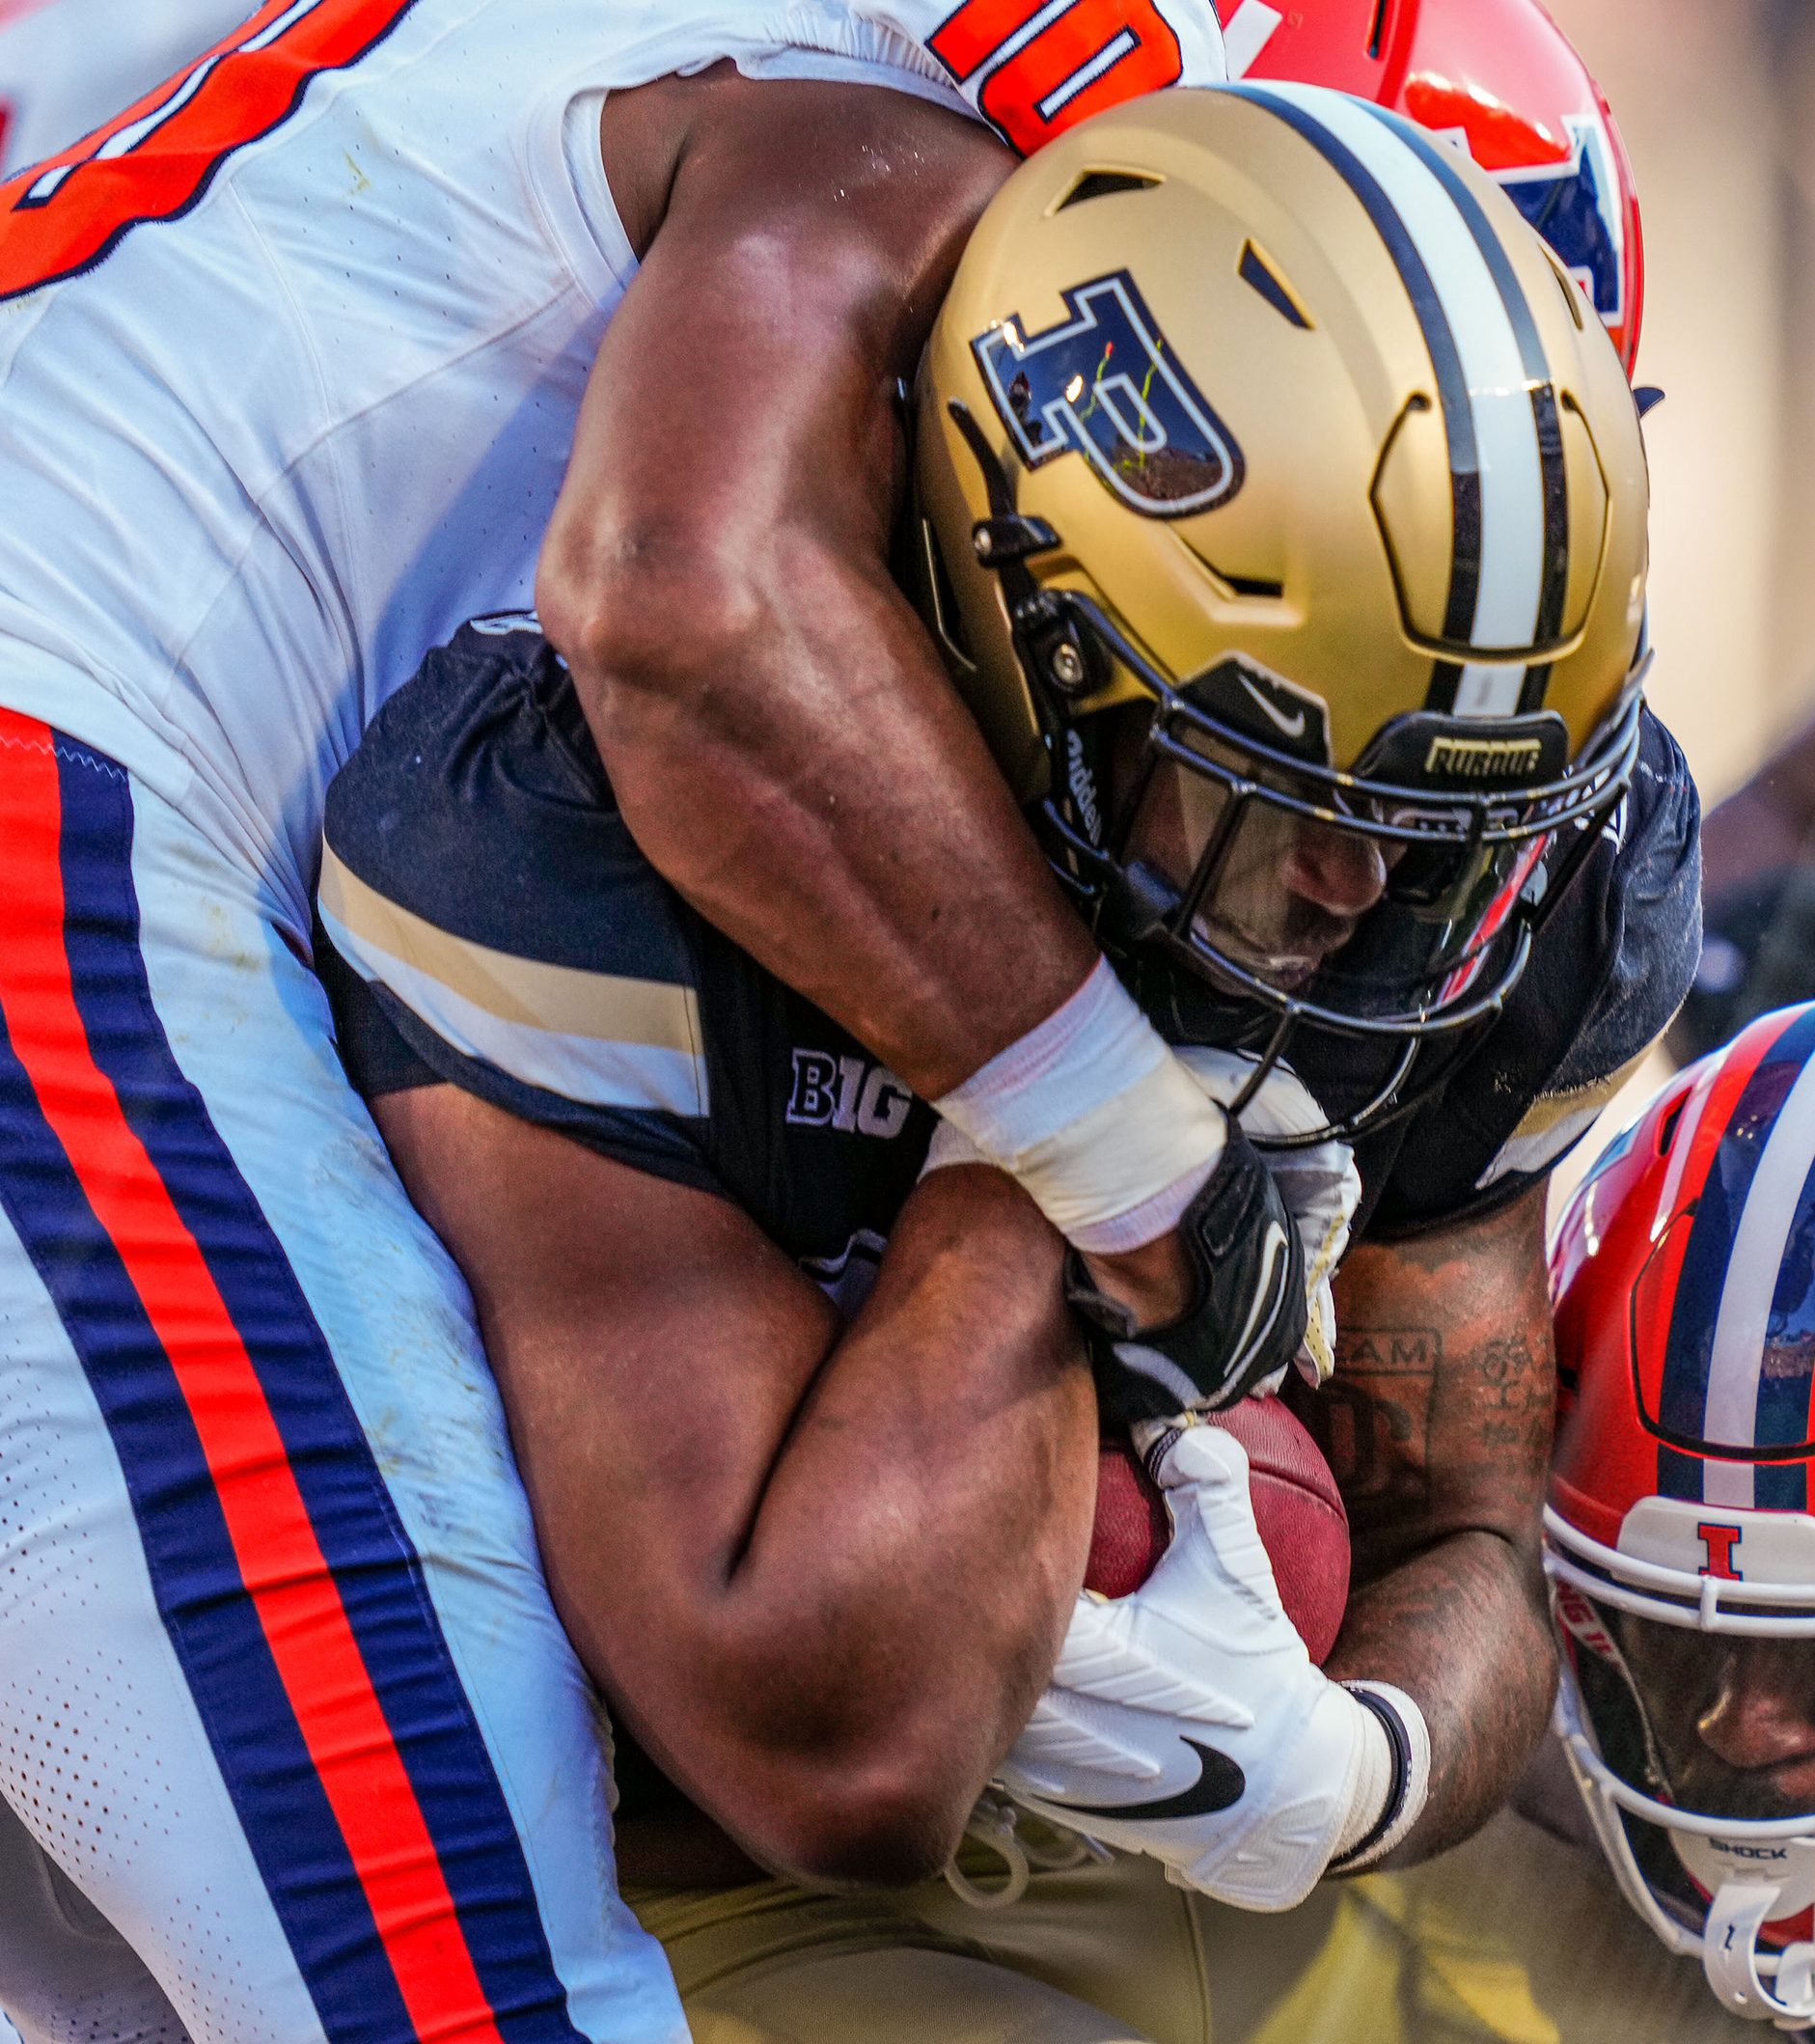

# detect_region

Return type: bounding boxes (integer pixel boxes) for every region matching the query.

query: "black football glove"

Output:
[1063,1120,1307,1423]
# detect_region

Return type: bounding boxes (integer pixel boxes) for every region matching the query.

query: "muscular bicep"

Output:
[372,1084,842,1606]
[368,1082,1094,1868]
[547,72,1011,622]
[1310,1183,1556,1579]
[534,77,1079,1098]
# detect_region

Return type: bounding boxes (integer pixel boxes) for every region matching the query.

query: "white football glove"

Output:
[995,1422,1428,1910]
[1170,1050,1360,1387]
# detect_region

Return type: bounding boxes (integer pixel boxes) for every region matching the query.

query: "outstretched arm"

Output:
[1306,1181,1559,1863]
[373,1085,1096,1890]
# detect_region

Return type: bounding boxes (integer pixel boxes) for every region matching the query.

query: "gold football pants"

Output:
[627,1809,1758,2044]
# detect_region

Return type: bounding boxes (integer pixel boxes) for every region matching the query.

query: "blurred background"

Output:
[1541,0,1815,1199]
[1552,0,1815,807]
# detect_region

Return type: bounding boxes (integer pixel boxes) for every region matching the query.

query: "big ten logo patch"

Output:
[786,1051,915,1141]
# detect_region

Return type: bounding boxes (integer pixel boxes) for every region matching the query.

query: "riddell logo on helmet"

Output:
[1066,730,1103,843]
[1425,735,1544,780]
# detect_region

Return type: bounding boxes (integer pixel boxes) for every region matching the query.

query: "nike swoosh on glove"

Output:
[1170,1050,1361,1388]
[994,1423,1427,1911]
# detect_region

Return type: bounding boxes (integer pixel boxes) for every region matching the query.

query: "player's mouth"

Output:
[1680,1754,1815,1822]
[1748,1755,1815,1814]
[1197,914,1355,991]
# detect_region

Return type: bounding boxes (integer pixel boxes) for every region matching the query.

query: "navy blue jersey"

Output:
[317,618,1701,1264]
[316,617,935,1312]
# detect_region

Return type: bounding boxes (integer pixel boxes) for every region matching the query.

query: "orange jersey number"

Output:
[0,0,418,302]
[928,0,1185,155]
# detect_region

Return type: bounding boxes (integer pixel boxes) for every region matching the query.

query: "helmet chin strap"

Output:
[1703,1849,1815,2028]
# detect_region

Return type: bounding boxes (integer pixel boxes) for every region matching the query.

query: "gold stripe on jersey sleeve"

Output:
[1506,1054,1649,1145]
[318,842,703,1057]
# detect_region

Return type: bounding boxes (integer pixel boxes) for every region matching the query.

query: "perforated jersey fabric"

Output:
[0,1792,192,2044]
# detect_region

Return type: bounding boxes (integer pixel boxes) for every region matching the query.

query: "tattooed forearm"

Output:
[1325,1529,1555,1863]
[1306,1326,1441,1527]
[1301,1182,1560,1864]
[1303,1319,1553,1561]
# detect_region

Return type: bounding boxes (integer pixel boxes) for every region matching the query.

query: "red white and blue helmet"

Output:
[1548,1007,1815,2026]
[1217,0,1645,373]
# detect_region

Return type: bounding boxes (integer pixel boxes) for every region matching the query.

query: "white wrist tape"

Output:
[1331,1682,1432,1872]
[933,960,1227,1253]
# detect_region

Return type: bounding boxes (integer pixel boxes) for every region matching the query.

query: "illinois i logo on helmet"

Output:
[1548,1007,1815,2029]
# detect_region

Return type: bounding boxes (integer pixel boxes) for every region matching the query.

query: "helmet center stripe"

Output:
[1232,84,1553,715]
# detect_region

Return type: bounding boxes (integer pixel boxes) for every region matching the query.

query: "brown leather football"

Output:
[1084,1398,1351,1665]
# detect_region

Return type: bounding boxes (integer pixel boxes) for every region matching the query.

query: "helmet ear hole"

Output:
[1656,1095,1688,1158]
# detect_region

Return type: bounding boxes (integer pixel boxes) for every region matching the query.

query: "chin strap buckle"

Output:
[1703,1860,1815,2027]
[972,514,1059,566]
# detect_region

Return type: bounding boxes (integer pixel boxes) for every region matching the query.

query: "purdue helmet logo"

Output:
[974,272,1245,518]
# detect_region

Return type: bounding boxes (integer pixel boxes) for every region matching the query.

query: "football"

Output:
[1084,1398,1351,1664]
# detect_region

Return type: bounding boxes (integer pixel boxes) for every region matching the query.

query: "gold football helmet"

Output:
[913,82,1650,1135]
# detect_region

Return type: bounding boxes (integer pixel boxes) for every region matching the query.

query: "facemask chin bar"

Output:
[1197,978,1426,1150]
[939,398,1645,1146]
[1554,1677,1815,2027]
[1704,1865,1815,2029]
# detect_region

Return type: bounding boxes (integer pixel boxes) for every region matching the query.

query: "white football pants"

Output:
[0,705,686,2044]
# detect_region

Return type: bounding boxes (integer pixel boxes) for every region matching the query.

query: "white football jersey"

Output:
[0,0,255,174]
[0,0,1224,914]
